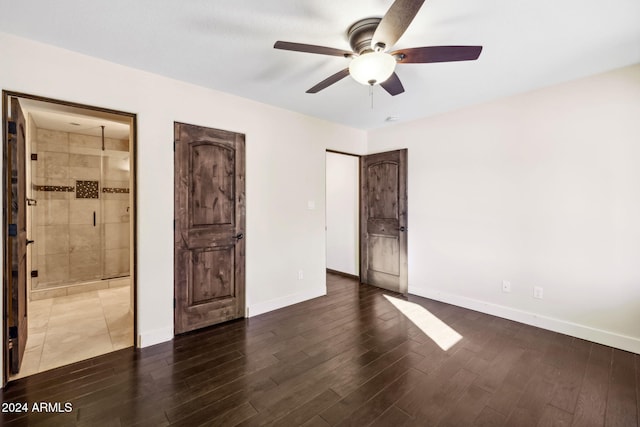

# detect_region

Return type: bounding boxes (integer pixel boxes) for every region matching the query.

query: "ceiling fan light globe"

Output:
[349,52,396,86]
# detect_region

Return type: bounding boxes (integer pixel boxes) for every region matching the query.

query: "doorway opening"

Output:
[325,150,360,279]
[326,148,408,294]
[2,92,137,383]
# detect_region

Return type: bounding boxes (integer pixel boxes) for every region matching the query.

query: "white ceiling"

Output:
[1,0,639,130]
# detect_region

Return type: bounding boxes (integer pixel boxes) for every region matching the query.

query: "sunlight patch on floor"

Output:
[384,295,462,351]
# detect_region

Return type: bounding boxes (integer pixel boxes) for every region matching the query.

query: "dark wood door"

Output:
[7,97,28,374]
[174,122,245,334]
[360,149,408,294]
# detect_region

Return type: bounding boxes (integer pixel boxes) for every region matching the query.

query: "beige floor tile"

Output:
[50,296,102,311]
[11,285,133,379]
[101,297,131,320]
[28,311,52,334]
[49,303,103,319]
[112,336,133,351]
[48,304,105,320]
[103,304,130,320]
[47,311,107,329]
[105,311,132,329]
[46,320,110,339]
[49,301,104,320]
[11,348,43,379]
[29,298,55,310]
[51,290,100,305]
[110,327,134,350]
[25,332,46,351]
[99,287,130,304]
[29,305,53,320]
[39,335,114,371]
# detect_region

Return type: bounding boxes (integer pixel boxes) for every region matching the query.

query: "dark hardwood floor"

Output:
[2,273,638,426]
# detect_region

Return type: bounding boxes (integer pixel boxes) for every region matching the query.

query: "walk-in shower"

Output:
[28,123,132,299]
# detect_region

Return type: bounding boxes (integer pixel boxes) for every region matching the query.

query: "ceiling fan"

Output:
[274,0,482,96]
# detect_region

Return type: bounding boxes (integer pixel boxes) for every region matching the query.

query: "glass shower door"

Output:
[100,140,131,280]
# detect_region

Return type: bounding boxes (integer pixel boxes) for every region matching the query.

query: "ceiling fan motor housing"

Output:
[348,18,382,54]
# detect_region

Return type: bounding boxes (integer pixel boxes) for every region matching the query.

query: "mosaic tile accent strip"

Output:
[102,187,130,194]
[76,180,99,199]
[33,185,75,192]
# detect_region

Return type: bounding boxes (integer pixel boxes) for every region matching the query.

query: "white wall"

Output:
[368,64,640,353]
[0,32,366,383]
[326,152,359,276]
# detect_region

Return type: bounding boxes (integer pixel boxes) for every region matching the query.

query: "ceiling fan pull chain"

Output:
[370,85,374,109]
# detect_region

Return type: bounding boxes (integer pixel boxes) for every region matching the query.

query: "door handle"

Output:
[235,233,244,240]
[398,226,406,232]
[26,239,34,245]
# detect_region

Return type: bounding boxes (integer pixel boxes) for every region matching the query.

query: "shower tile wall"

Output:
[31,128,130,290]
[103,152,131,278]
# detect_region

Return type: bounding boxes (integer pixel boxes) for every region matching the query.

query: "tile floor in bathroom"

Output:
[11,286,134,380]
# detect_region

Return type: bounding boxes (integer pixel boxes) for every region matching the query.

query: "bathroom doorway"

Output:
[2,92,136,382]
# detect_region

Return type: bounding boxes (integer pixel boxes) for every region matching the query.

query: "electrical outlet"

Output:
[533,286,544,299]
[502,280,511,293]
[298,270,304,280]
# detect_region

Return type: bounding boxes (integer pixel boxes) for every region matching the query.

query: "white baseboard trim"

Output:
[410,286,640,355]
[248,287,327,318]
[138,327,173,348]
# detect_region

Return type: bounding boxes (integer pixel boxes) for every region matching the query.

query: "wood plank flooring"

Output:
[1,273,638,426]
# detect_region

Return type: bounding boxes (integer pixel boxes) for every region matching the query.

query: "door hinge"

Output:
[8,120,16,136]
[9,326,17,339]
[173,298,176,309]
[173,220,176,230]
[173,141,176,152]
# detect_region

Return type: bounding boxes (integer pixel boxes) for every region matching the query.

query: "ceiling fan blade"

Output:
[371,0,425,50]
[392,46,483,63]
[380,72,405,96]
[306,68,350,94]
[274,41,353,57]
